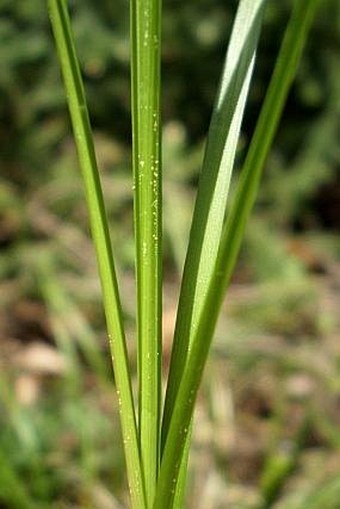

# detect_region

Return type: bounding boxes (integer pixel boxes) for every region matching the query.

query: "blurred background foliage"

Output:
[0,0,339,507]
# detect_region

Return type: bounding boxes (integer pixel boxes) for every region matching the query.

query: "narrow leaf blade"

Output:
[162,0,267,451]
[48,2,146,507]
[155,1,319,507]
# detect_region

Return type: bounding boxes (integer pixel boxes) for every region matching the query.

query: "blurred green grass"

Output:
[0,0,340,507]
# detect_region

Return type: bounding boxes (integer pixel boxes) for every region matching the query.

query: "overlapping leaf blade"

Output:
[156,1,319,507]
[162,0,267,447]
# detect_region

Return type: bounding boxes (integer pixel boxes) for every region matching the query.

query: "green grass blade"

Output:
[208,0,320,303]
[170,428,191,508]
[161,0,267,453]
[130,0,162,504]
[161,0,267,501]
[48,2,146,507]
[154,1,319,507]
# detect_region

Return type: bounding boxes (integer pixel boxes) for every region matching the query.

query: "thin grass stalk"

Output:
[161,0,267,451]
[130,0,162,505]
[48,2,146,507]
[153,1,319,506]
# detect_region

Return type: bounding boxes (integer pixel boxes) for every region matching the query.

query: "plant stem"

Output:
[154,1,319,506]
[48,2,146,507]
[130,0,162,505]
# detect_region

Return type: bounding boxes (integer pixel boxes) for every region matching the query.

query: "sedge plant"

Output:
[48,0,320,507]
